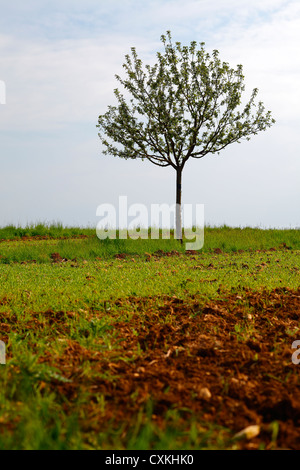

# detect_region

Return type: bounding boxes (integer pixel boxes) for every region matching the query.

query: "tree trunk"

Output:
[175,168,183,243]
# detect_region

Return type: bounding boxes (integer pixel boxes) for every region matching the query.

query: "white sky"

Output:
[0,0,299,228]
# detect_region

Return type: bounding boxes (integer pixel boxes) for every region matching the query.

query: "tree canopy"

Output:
[97,31,275,240]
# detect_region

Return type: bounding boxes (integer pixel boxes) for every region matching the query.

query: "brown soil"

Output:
[38,287,300,449]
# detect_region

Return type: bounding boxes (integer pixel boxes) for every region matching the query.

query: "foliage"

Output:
[97,31,275,168]
[97,31,275,238]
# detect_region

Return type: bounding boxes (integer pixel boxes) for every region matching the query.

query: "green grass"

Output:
[0,250,299,313]
[0,224,299,449]
[0,222,95,241]
[0,223,299,264]
[203,225,300,252]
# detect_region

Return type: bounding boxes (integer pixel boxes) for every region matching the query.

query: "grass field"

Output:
[0,224,299,449]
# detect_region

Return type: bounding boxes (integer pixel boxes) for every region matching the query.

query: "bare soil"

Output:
[39,287,300,449]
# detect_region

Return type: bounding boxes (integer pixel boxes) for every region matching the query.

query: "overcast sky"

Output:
[0,0,299,229]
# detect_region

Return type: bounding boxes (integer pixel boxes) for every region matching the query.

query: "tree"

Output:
[97,31,275,241]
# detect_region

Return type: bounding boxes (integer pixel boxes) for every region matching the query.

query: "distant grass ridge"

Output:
[0,223,299,264]
[0,223,95,241]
